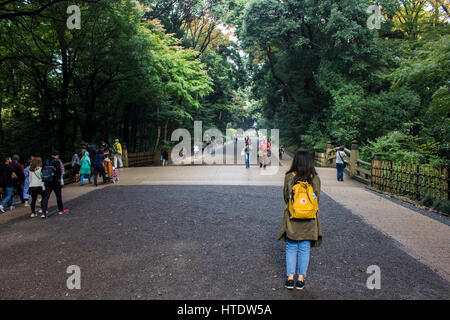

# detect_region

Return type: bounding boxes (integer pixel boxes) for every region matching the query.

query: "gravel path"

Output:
[0,185,448,299]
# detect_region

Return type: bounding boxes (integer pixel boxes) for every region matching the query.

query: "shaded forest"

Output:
[0,0,449,167]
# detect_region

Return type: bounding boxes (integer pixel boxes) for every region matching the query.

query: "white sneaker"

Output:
[0,206,5,213]
[38,209,43,214]
[9,206,15,211]
[30,213,38,218]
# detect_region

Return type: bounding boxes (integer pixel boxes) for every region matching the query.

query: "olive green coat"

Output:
[278,173,322,247]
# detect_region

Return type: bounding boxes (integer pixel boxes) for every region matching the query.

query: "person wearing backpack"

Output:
[40,151,68,219]
[335,146,346,182]
[79,151,92,185]
[278,148,322,291]
[28,157,44,218]
[0,156,16,213]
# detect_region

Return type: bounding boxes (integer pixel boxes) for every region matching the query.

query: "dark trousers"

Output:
[14,182,24,203]
[41,184,64,213]
[336,163,345,181]
[29,186,43,214]
[93,167,106,186]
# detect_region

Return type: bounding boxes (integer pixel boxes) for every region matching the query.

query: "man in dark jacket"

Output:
[40,150,68,219]
[0,156,16,213]
[11,154,25,204]
[93,148,107,186]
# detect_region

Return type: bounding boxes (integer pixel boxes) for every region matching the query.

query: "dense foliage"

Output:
[0,0,448,168]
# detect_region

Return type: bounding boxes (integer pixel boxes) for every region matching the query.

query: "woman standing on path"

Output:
[23,160,31,206]
[335,146,346,182]
[28,157,44,218]
[79,151,92,185]
[278,148,322,290]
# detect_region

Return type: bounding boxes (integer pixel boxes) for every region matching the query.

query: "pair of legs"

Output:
[80,174,91,185]
[114,155,123,168]
[245,153,250,168]
[286,237,311,282]
[29,187,43,214]
[40,184,64,214]
[1,187,14,209]
[336,163,344,181]
[14,182,24,203]
[93,167,107,186]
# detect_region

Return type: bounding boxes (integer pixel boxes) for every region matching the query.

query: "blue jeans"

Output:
[1,187,14,207]
[80,174,91,185]
[286,237,311,277]
[336,163,344,181]
[245,153,250,168]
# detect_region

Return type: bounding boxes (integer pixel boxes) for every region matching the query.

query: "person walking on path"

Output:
[278,148,322,291]
[162,149,169,166]
[0,156,16,213]
[23,160,32,206]
[72,148,81,183]
[40,151,68,219]
[93,148,107,186]
[244,136,251,169]
[335,146,346,182]
[28,157,44,218]
[258,138,268,169]
[112,139,123,169]
[11,154,25,204]
[79,151,92,185]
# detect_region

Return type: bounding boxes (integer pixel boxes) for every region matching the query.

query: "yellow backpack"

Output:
[288,173,318,220]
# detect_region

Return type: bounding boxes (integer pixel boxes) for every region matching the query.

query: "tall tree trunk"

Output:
[163,119,169,144]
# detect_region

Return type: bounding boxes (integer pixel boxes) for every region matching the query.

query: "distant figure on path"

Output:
[112,139,123,169]
[72,148,81,183]
[162,149,169,166]
[279,148,322,291]
[11,154,25,204]
[0,156,16,213]
[193,145,199,160]
[335,146,346,182]
[40,150,68,218]
[23,160,32,206]
[28,157,44,218]
[79,151,92,185]
[93,148,107,186]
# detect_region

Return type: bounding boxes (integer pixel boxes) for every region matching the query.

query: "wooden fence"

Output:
[315,140,449,202]
[371,157,449,201]
[125,151,154,167]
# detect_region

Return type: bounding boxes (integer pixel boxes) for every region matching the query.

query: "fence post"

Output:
[326,141,333,166]
[350,140,359,178]
[123,143,129,168]
[372,153,381,189]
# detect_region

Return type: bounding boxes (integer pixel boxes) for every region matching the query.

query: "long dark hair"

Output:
[286,148,317,184]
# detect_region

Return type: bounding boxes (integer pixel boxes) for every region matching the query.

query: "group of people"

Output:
[71,139,123,186]
[242,136,285,169]
[0,139,124,218]
[0,151,68,218]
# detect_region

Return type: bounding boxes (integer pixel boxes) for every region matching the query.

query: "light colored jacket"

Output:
[29,168,44,188]
[336,151,346,164]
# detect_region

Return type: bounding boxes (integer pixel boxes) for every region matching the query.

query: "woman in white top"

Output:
[28,157,44,218]
[335,146,346,182]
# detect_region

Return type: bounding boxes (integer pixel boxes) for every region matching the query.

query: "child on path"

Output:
[79,151,92,185]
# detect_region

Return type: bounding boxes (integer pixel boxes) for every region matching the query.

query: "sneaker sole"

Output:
[285,286,294,290]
